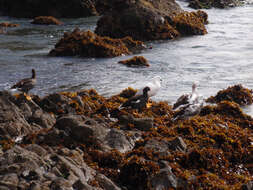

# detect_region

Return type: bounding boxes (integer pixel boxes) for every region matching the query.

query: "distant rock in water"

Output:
[0,22,19,27]
[0,0,98,18]
[188,0,244,9]
[0,22,19,34]
[49,28,145,58]
[118,56,150,67]
[31,16,63,25]
[207,84,253,106]
[95,0,208,41]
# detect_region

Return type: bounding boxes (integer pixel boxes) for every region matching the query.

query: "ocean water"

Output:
[1,1,253,112]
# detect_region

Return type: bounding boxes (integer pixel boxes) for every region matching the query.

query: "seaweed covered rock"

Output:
[188,0,243,9]
[0,22,19,27]
[0,86,252,190]
[173,11,207,35]
[207,84,253,106]
[0,0,98,18]
[118,56,150,67]
[49,28,145,58]
[31,16,63,25]
[95,0,208,41]
[95,0,182,41]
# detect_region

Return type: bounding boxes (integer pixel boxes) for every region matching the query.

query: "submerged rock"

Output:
[31,16,63,25]
[118,56,150,67]
[49,28,145,58]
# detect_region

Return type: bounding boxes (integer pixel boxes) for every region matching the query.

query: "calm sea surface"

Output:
[1,1,253,113]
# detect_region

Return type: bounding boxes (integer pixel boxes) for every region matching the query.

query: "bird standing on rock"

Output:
[172,101,204,121]
[173,82,199,110]
[11,69,36,100]
[120,86,151,111]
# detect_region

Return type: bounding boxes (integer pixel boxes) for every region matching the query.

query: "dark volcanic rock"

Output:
[0,92,33,139]
[188,0,243,9]
[54,114,109,145]
[95,4,180,41]
[0,88,252,190]
[0,0,98,18]
[207,84,253,106]
[118,56,150,67]
[95,0,208,41]
[49,28,145,58]
[31,16,63,25]
[172,11,207,35]
[150,161,178,189]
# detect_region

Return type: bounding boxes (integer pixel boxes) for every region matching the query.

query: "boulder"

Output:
[95,0,208,41]
[206,84,253,106]
[188,0,243,9]
[104,128,135,153]
[0,0,98,18]
[150,161,178,189]
[49,28,145,58]
[95,4,180,41]
[54,114,109,146]
[31,16,63,25]
[172,11,207,35]
[118,56,150,67]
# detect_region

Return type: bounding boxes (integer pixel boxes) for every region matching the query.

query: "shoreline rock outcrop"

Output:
[0,85,252,189]
[95,0,208,41]
[207,84,253,106]
[49,28,145,58]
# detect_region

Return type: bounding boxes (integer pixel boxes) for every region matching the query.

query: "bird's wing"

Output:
[173,93,190,110]
[11,78,28,89]
[121,94,142,108]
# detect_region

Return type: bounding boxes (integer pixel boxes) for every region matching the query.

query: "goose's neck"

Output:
[32,70,36,79]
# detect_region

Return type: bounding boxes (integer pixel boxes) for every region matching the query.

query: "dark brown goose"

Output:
[11,69,36,95]
[120,86,151,111]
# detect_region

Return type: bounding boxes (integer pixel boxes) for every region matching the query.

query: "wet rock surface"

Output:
[49,28,145,58]
[118,56,150,67]
[207,84,253,106]
[0,86,252,189]
[188,0,244,9]
[31,16,63,25]
[95,0,207,41]
[0,0,98,18]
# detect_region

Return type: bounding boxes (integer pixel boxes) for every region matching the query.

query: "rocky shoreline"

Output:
[0,84,252,190]
[0,0,252,189]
